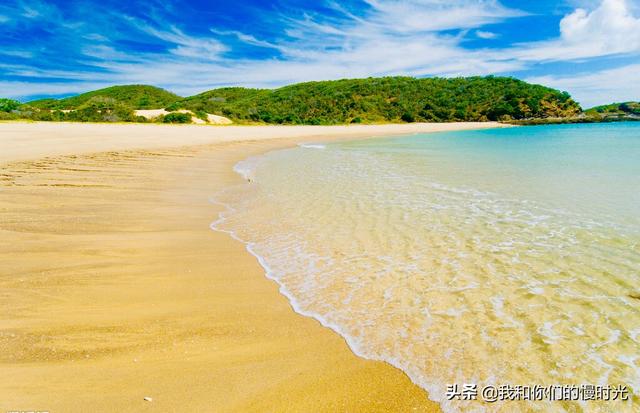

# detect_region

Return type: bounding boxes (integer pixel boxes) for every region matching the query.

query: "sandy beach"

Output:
[0,121,504,412]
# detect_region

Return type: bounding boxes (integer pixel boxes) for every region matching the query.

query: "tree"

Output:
[0,98,21,112]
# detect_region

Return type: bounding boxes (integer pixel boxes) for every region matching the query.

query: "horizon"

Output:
[1,0,640,107]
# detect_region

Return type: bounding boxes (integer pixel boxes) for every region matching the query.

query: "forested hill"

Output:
[175,76,581,124]
[2,76,582,124]
[29,85,181,110]
[585,102,640,121]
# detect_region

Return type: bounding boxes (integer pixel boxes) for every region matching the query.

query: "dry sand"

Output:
[0,121,505,412]
[0,121,503,163]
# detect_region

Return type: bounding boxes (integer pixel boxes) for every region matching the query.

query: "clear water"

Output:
[212,123,640,412]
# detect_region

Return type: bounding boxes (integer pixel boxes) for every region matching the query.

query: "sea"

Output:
[212,123,640,412]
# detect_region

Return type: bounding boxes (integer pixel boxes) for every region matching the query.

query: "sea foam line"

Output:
[207,156,450,411]
[298,142,326,149]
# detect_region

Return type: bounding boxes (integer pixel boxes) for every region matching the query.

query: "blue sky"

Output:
[0,0,639,107]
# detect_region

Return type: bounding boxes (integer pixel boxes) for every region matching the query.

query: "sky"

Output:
[0,0,639,107]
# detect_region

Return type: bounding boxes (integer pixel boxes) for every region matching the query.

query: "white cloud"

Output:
[19,0,59,20]
[476,30,498,39]
[4,0,527,100]
[516,0,640,61]
[210,29,282,50]
[83,33,109,42]
[2,0,639,107]
[526,63,640,107]
[0,81,111,99]
[360,0,523,32]
[201,0,524,81]
[134,22,227,60]
[81,45,136,61]
[0,49,33,58]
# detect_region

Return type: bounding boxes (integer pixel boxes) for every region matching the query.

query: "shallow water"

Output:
[212,123,640,412]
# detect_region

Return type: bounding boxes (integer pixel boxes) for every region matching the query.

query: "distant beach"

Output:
[0,121,504,412]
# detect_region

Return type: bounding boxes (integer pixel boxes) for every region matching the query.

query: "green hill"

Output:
[175,76,581,124]
[585,102,640,121]
[28,85,181,110]
[5,76,583,124]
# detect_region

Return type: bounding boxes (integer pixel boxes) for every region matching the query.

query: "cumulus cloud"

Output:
[515,0,640,61]
[526,63,640,107]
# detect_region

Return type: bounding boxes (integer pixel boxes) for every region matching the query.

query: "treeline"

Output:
[1,76,583,124]
[508,101,640,125]
[175,76,581,124]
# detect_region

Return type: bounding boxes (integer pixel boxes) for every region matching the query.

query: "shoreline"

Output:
[1,122,506,411]
[0,121,507,163]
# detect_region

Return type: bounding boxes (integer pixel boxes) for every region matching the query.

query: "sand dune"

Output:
[134,109,232,124]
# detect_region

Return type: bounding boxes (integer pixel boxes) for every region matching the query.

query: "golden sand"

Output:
[0,122,504,412]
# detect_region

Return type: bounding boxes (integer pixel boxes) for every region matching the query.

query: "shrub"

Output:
[0,98,21,112]
[194,110,208,121]
[165,102,181,111]
[163,112,192,123]
[401,112,416,123]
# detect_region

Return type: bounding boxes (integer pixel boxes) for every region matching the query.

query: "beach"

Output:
[0,121,504,412]
[213,123,639,412]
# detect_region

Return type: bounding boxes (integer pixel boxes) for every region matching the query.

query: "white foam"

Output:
[299,143,326,149]
[209,197,448,409]
[593,329,621,348]
[210,155,456,411]
[529,286,545,295]
[538,321,563,345]
[617,354,640,396]
[233,156,262,181]
[587,350,614,386]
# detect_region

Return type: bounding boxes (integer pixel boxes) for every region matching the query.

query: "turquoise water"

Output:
[213,123,640,412]
[342,123,640,226]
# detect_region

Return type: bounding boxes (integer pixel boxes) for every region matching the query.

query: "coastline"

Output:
[0,121,507,163]
[1,121,505,412]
